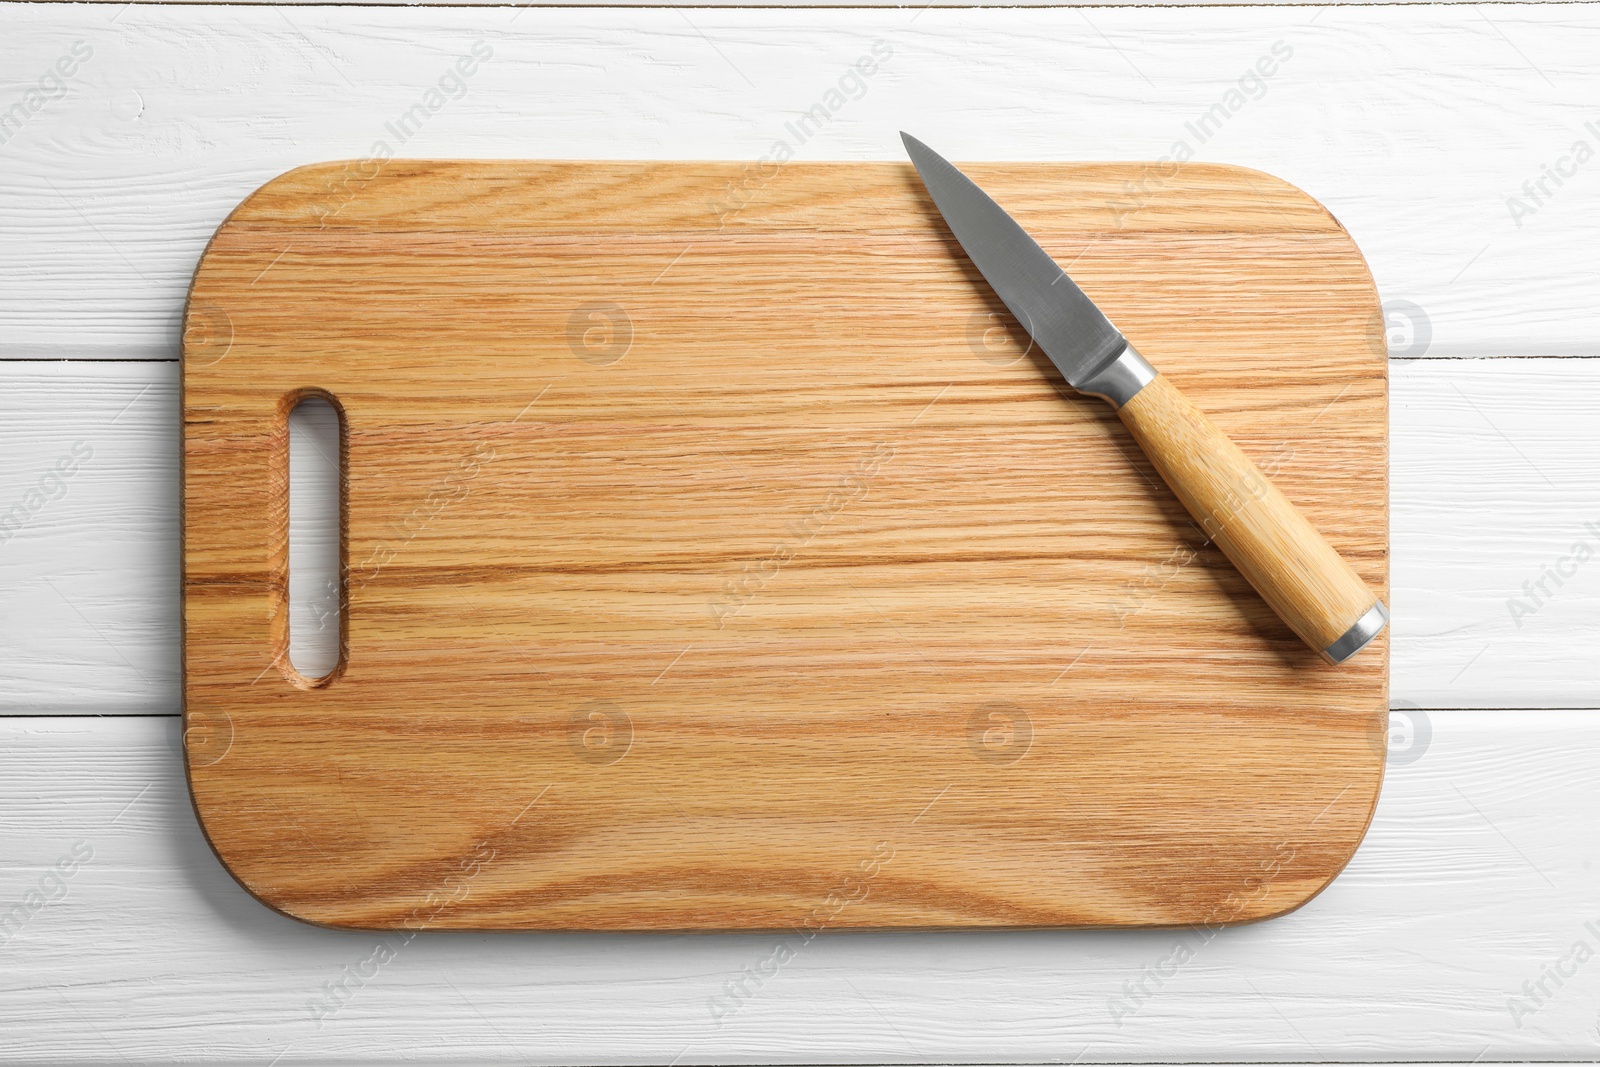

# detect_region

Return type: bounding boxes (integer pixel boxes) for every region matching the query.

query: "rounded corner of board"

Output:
[184,798,368,931]
[202,158,388,242]
[1230,856,1369,928]
[1184,161,1361,233]
[1186,160,1324,204]
[1198,161,1388,371]
[251,159,371,204]
[1243,791,1385,928]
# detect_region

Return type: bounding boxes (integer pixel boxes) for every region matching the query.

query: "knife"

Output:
[901,133,1387,664]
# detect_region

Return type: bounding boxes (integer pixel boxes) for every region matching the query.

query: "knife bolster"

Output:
[1076,344,1158,408]
[1113,372,1386,662]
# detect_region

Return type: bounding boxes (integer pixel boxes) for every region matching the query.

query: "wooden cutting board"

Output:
[182,160,1388,931]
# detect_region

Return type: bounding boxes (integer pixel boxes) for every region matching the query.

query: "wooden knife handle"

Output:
[1113,370,1386,663]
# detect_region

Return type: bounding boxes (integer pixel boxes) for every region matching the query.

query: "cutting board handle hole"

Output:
[284,392,345,685]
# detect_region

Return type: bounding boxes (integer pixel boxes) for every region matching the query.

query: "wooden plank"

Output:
[179,159,1386,930]
[4,357,1597,713]
[1,711,1595,1060]
[1391,358,1600,706]
[0,362,178,713]
[2,4,1599,359]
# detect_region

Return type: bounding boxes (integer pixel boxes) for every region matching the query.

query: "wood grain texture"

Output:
[4,713,1599,1063]
[7,3,1600,361]
[180,160,1387,930]
[1117,373,1383,655]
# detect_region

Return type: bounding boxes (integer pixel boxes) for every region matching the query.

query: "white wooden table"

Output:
[4,0,1600,1061]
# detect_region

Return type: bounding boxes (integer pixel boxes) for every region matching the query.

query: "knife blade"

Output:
[901,133,1387,665]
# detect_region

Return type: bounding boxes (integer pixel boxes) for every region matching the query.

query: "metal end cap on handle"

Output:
[1321,601,1390,665]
